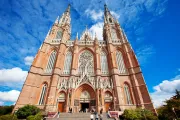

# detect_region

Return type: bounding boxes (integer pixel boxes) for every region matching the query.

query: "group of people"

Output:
[90,108,103,120]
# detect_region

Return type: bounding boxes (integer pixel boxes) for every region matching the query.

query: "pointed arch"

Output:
[100,51,109,74]
[116,51,126,74]
[63,51,72,74]
[56,29,62,39]
[124,83,132,104]
[38,83,48,105]
[111,28,117,40]
[78,50,94,75]
[45,50,57,73]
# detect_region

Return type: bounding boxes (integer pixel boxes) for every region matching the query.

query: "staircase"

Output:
[46,113,115,120]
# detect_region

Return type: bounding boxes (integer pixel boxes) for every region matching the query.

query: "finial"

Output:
[86,25,88,31]
[66,4,71,13]
[76,32,78,39]
[104,3,108,12]
[94,32,98,40]
[55,16,59,24]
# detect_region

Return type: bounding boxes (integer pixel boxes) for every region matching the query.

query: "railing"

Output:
[51,39,61,44]
[78,41,94,45]
[99,41,106,46]
[62,71,70,75]
[112,39,122,45]
[66,40,74,46]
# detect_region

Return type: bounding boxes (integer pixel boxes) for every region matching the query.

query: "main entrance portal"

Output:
[81,103,89,112]
[74,84,96,113]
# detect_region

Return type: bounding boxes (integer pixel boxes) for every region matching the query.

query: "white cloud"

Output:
[89,22,104,40]
[0,101,4,105]
[0,67,28,83]
[0,90,20,102]
[136,45,155,66]
[150,75,180,107]
[85,9,103,21]
[24,56,34,66]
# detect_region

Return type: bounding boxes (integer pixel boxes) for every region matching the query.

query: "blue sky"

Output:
[0,0,180,107]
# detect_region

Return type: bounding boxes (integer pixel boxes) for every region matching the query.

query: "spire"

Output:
[94,32,98,40]
[76,32,78,39]
[104,4,109,14]
[58,4,71,25]
[55,16,59,24]
[66,4,70,13]
[104,4,116,24]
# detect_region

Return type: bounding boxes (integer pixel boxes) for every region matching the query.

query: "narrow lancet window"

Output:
[124,84,132,104]
[39,84,47,105]
[116,51,126,74]
[56,30,62,39]
[63,52,72,74]
[100,52,109,74]
[45,51,57,73]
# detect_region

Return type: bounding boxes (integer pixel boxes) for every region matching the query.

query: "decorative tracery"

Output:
[39,83,47,105]
[45,51,57,73]
[78,50,94,75]
[116,51,126,74]
[100,52,109,74]
[63,51,72,74]
[124,84,132,104]
[56,30,62,39]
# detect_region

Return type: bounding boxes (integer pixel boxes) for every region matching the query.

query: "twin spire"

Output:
[53,4,118,40]
[54,4,117,25]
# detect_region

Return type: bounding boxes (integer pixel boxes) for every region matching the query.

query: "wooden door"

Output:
[105,102,111,112]
[58,102,64,112]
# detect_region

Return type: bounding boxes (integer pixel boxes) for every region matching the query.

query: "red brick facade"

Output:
[14,4,155,113]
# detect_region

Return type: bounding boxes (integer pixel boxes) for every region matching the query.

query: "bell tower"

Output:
[103,4,155,112]
[45,4,71,43]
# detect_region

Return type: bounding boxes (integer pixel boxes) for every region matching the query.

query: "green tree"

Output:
[157,89,180,120]
[0,105,14,115]
[0,114,18,120]
[122,108,158,120]
[16,105,40,119]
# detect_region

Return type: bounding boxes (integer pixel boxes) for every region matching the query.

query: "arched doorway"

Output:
[74,84,96,112]
[58,92,66,112]
[104,91,113,112]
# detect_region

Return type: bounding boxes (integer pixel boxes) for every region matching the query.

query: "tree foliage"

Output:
[122,108,158,120]
[27,112,42,120]
[157,89,180,120]
[16,105,40,119]
[0,114,18,120]
[0,105,14,115]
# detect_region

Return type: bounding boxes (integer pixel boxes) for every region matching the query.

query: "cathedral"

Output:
[14,4,155,113]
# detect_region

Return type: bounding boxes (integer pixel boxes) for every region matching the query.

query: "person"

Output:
[95,112,99,120]
[69,107,71,113]
[57,111,60,118]
[107,109,110,118]
[100,108,103,114]
[90,113,94,120]
[99,113,103,120]
[99,108,103,120]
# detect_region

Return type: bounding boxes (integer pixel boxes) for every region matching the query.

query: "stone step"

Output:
[46,113,115,120]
